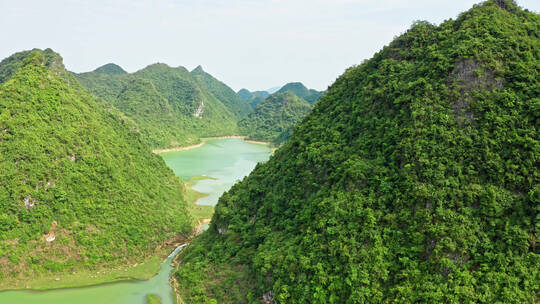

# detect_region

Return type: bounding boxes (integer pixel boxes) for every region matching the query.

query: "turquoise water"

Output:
[0,138,271,303]
[161,138,271,206]
[0,245,185,304]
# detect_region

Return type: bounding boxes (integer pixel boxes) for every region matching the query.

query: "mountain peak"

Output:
[277,82,322,104]
[492,0,518,12]
[175,1,540,302]
[0,48,192,280]
[93,63,126,75]
[192,65,204,73]
[0,48,64,84]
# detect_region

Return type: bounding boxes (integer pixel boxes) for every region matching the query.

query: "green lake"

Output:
[161,138,271,206]
[0,138,271,304]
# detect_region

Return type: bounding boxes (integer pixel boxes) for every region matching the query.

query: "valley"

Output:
[0,0,538,303]
[0,138,271,303]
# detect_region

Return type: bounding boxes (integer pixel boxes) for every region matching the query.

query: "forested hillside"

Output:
[277,82,322,104]
[191,65,252,118]
[76,63,245,149]
[74,66,130,104]
[0,49,193,280]
[174,1,540,303]
[93,63,127,75]
[237,88,270,109]
[238,92,311,144]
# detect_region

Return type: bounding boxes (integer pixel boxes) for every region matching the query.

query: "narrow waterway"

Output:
[0,245,185,304]
[0,138,271,303]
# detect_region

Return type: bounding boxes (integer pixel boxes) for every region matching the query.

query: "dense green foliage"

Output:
[0,49,192,279]
[75,67,130,104]
[191,66,252,118]
[238,92,311,144]
[93,63,127,75]
[277,82,323,104]
[76,63,244,149]
[237,89,270,109]
[175,1,540,303]
[146,293,162,304]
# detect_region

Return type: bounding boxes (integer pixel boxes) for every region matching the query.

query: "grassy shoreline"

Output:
[152,142,205,153]
[0,179,214,293]
[152,136,270,154]
[0,247,172,292]
[244,139,270,145]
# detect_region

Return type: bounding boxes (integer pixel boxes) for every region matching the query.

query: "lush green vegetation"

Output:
[238,92,311,144]
[277,82,323,104]
[174,1,540,303]
[93,63,127,75]
[191,65,252,118]
[75,63,245,149]
[0,252,167,290]
[238,82,321,110]
[146,293,162,304]
[0,49,193,281]
[74,67,131,104]
[237,88,270,109]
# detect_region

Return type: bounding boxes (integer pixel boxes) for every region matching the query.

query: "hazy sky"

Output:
[1,0,538,91]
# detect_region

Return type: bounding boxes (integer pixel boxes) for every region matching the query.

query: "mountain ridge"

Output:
[75,62,244,149]
[238,91,312,144]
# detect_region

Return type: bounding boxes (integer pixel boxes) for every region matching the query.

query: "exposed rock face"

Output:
[23,196,35,209]
[217,227,228,235]
[194,101,204,117]
[262,291,275,304]
[450,58,504,124]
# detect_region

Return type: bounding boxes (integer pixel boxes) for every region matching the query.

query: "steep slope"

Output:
[76,63,240,149]
[277,82,322,104]
[133,63,239,146]
[191,65,252,118]
[238,92,311,144]
[0,49,192,280]
[113,77,196,148]
[238,88,270,109]
[174,1,540,303]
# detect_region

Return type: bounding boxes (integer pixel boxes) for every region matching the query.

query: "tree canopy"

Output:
[75,62,250,149]
[0,49,192,279]
[238,91,312,144]
[174,1,540,303]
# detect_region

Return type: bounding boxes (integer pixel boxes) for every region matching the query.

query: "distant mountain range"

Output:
[238,82,323,108]
[237,83,323,144]
[277,82,323,104]
[238,91,312,144]
[237,89,270,108]
[266,86,281,94]
[75,64,251,149]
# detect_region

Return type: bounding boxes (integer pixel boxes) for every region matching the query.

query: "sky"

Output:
[1,0,539,92]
